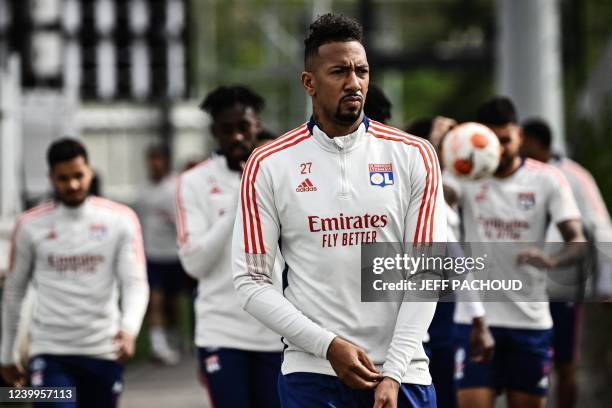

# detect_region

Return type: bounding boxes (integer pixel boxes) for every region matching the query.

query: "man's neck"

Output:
[313,112,363,138]
[494,156,522,178]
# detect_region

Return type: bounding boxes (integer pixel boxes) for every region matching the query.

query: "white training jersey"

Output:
[176,155,283,352]
[446,158,581,329]
[134,174,179,262]
[547,157,612,297]
[1,197,149,365]
[232,118,447,386]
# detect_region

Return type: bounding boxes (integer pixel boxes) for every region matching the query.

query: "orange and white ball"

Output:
[442,122,500,179]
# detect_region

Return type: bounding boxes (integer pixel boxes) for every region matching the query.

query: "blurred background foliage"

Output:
[190,0,612,209]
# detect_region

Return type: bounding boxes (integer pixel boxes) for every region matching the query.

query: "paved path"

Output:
[121,354,210,408]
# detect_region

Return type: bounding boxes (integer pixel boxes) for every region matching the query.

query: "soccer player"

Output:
[408,116,494,408]
[444,97,586,408]
[520,118,612,408]
[134,144,183,365]
[1,138,149,407]
[364,84,392,123]
[176,85,283,407]
[232,14,446,408]
[256,129,278,148]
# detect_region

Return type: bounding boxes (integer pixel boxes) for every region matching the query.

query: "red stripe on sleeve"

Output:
[369,122,440,244]
[240,125,310,254]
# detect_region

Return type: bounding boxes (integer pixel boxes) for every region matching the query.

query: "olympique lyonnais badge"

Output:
[517,192,536,210]
[89,224,108,240]
[369,163,394,187]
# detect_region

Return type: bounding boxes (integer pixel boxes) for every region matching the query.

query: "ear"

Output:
[301,71,315,97]
[85,163,94,178]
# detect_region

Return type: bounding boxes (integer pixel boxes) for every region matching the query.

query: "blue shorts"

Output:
[550,302,582,364]
[198,347,282,408]
[29,354,124,408]
[424,302,457,408]
[424,344,456,408]
[147,260,189,293]
[454,324,553,396]
[278,372,437,408]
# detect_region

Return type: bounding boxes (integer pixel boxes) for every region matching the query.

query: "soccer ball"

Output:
[442,122,500,179]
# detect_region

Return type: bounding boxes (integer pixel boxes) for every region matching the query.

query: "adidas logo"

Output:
[296,178,317,192]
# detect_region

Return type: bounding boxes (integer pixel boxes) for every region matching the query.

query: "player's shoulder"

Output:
[523,158,568,186]
[246,123,311,174]
[180,157,216,183]
[15,201,57,230]
[367,120,435,153]
[557,157,595,181]
[89,196,139,222]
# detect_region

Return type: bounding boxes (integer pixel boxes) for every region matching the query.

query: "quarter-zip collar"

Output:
[308,116,370,153]
[57,197,90,219]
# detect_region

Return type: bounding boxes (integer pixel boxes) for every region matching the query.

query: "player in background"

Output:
[364,84,392,123]
[444,97,586,408]
[520,118,612,408]
[176,86,283,407]
[1,138,149,407]
[256,129,278,148]
[408,116,494,408]
[134,145,184,365]
[366,89,494,408]
[233,14,446,408]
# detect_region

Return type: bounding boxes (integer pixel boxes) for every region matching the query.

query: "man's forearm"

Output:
[382,301,437,384]
[551,240,587,269]
[234,276,337,358]
[178,215,235,279]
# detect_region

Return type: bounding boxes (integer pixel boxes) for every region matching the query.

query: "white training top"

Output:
[134,174,179,262]
[176,155,283,352]
[446,158,581,329]
[1,197,149,364]
[232,118,447,386]
[547,157,612,297]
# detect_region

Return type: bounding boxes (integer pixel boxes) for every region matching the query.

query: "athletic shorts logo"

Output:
[205,354,221,374]
[112,381,123,394]
[454,347,466,380]
[30,357,45,387]
[296,178,317,192]
[369,163,394,187]
[518,192,536,210]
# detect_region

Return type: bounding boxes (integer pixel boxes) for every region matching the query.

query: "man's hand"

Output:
[373,377,400,408]
[1,365,26,387]
[113,330,136,363]
[469,317,495,363]
[326,337,382,389]
[429,116,457,150]
[517,246,555,269]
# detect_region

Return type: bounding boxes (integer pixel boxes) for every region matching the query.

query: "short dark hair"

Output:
[47,138,88,170]
[304,13,363,67]
[476,96,518,126]
[364,85,392,123]
[406,117,434,140]
[522,118,552,149]
[199,85,265,119]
